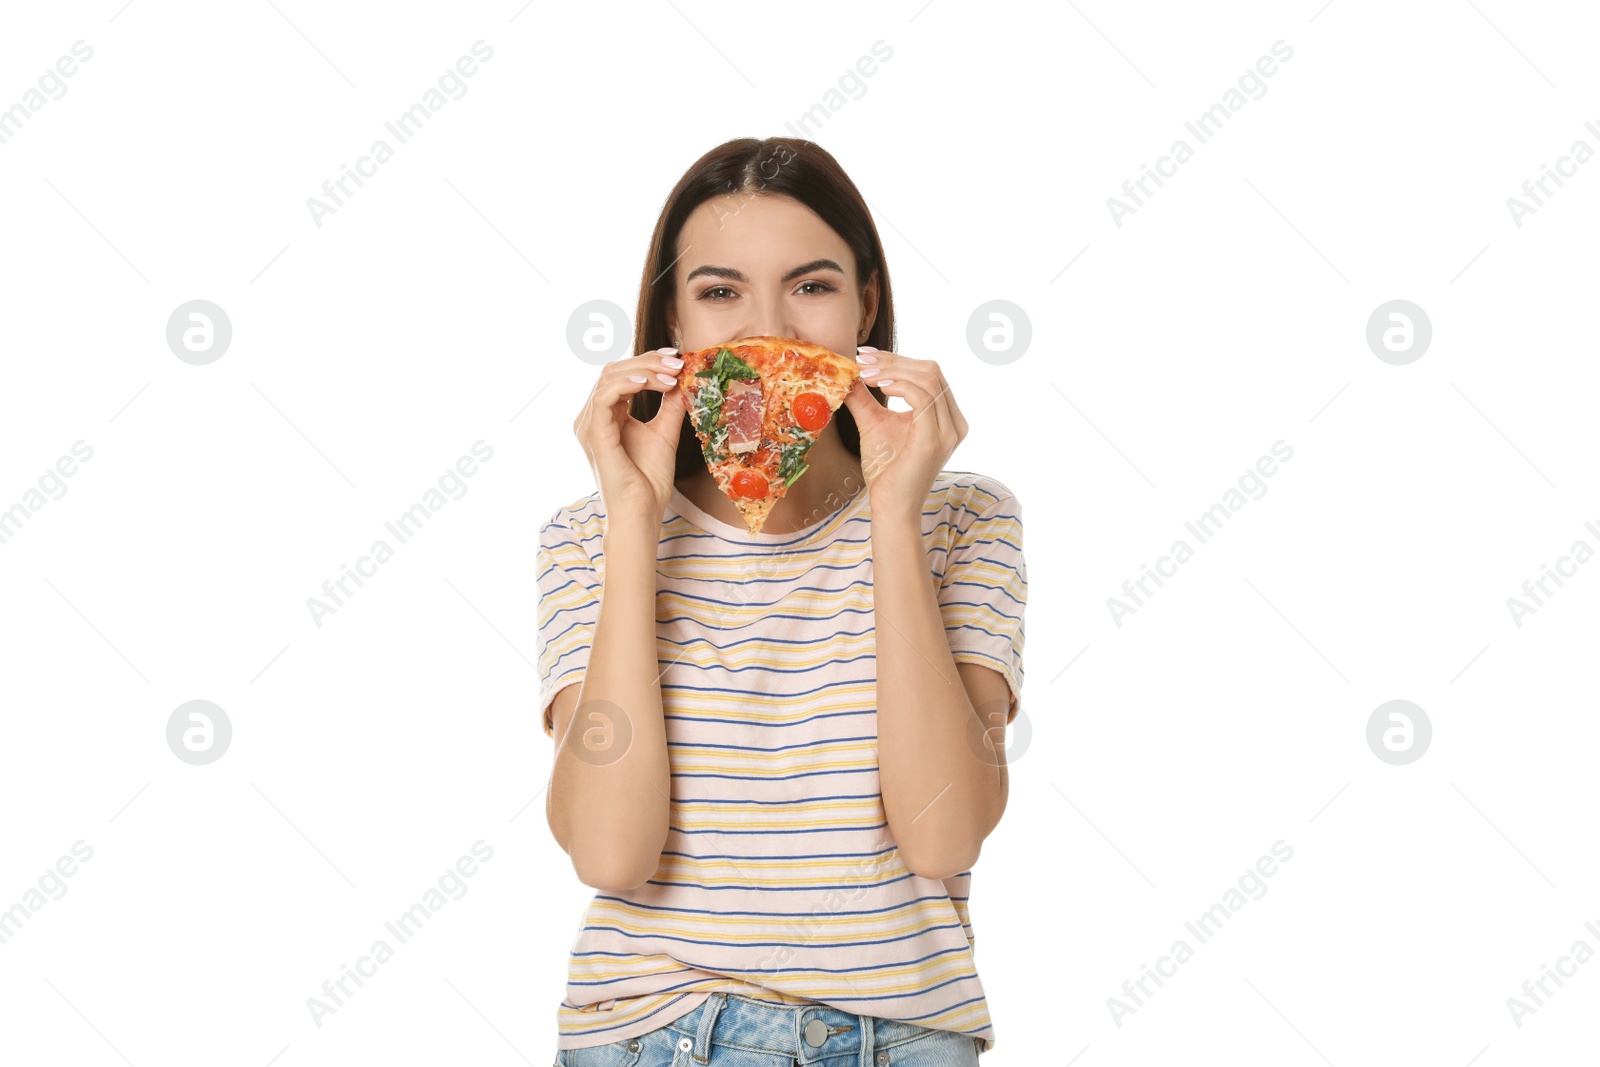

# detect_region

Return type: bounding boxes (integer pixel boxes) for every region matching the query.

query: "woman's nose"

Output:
[747,323,797,339]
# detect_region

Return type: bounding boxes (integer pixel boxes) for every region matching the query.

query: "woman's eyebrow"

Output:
[685,258,845,284]
[780,258,845,282]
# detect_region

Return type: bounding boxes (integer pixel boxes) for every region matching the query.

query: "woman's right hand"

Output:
[573,346,689,524]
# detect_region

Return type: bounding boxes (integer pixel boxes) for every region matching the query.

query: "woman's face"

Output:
[667,193,877,359]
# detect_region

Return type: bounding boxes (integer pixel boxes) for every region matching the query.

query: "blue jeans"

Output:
[556,992,983,1067]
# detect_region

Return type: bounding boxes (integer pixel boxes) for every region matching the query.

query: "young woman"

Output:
[538,138,1027,1067]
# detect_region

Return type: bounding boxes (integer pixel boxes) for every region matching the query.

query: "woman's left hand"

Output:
[841,347,969,520]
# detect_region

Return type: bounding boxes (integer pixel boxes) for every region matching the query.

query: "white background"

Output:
[2,1,1598,1064]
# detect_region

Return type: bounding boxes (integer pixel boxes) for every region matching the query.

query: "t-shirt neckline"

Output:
[668,482,868,547]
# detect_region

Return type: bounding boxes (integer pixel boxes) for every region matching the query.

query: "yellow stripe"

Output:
[568,957,980,999]
[654,851,899,873]
[585,901,949,931]
[653,635,874,673]
[579,911,964,947]
[656,585,874,623]
[664,811,880,832]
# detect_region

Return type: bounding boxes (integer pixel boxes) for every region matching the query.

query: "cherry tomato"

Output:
[730,468,769,499]
[792,392,830,433]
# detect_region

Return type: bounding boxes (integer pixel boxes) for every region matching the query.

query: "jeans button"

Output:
[678,1037,693,1052]
[627,1039,640,1052]
[804,1018,829,1047]
[876,1052,889,1065]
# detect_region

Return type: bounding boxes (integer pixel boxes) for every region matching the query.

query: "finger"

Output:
[627,369,683,390]
[615,349,683,391]
[925,363,963,440]
[936,365,968,440]
[652,383,686,424]
[646,346,684,373]
[579,364,666,446]
[843,377,884,421]
[577,381,638,492]
[877,373,946,438]
[610,347,684,379]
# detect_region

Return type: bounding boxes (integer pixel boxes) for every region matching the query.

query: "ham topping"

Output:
[724,378,764,454]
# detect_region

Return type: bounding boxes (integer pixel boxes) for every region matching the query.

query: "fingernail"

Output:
[661,347,679,355]
[876,378,895,387]
[856,352,877,364]
[655,372,677,385]
[628,374,648,383]
[662,355,684,368]
[860,365,879,377]
[857,346,878,352]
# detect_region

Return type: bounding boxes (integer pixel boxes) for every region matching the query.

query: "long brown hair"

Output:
[630,137,894,481]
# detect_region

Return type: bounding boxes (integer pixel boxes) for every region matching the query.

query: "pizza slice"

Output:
[677,335,861,534]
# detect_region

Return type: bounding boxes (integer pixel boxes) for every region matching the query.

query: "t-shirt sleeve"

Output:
[938,489,1027,725]
[536,517,601,738]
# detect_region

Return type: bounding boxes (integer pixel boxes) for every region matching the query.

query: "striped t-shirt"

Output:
[536,470,1026,1054]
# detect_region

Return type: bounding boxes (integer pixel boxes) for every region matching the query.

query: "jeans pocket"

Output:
[878,1026,980,1066]
[562,1035,645,1067]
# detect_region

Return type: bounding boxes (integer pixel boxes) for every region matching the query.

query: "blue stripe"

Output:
[658,560,873,587]
[537,562,597,588]
[587,891,951,920]
[943,581,1025,609]
[659,652,878,679]
[560,990,699,1037]
[569,943,972,977]
[661,675,874,700]
[668,783,881,795]
[661,579,875,611]
[940,599,1023,624]
[537,601,601,633]
[660,523,874,555]
[663,708,876,730]
[945,622,1016,643]
[640,870,916,893]
[654,628,874,651]
[656,845,898,862]
[669,767,880,785]
[539,538,600,565]
[666,817,888,833]
[537,615,595,649]
[656,605,876,631]
[541,647,588,676]
[577,918,967,951]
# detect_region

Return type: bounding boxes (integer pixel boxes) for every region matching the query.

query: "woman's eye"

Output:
[700,286,735,301]
[797,281,838,295]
